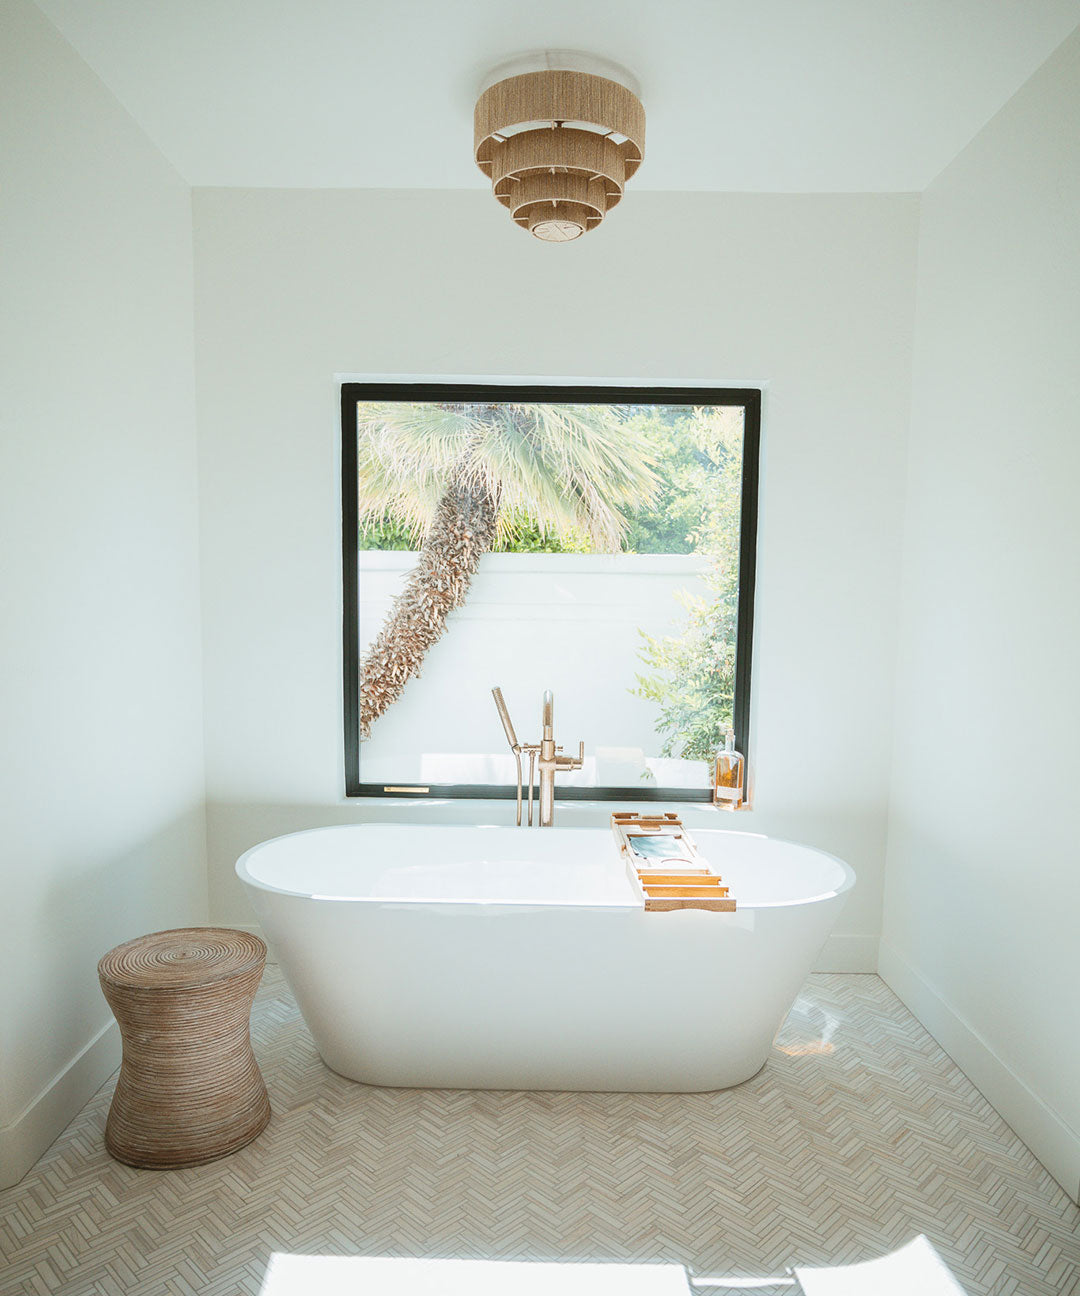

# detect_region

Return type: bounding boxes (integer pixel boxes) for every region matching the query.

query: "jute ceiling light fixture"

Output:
[474,53,645,242]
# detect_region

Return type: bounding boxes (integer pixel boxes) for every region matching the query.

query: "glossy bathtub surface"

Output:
[242,825,641,906]
[238,824,853,908]
[237,823,854,1093]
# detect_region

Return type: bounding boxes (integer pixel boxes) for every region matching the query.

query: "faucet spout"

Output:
[537,689,583,827]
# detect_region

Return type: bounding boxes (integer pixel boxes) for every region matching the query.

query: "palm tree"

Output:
[356,401,659,737]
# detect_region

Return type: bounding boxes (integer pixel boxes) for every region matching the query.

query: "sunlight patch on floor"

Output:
[258,1240,967,1296]
[794,1235,968,1294]
[259,1257,693,1296]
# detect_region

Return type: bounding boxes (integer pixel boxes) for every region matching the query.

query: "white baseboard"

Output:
[879,939,1080,1204]
[0,1018,120,1190]
[814,933,879,973]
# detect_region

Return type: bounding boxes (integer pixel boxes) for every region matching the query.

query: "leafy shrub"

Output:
[632,408,743,760]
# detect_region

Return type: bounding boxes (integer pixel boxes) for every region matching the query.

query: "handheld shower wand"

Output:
[491,686,525,826]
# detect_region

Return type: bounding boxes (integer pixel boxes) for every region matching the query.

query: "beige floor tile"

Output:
[2,972,1077,1295]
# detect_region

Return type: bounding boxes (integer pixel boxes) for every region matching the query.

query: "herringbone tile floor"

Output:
[2,971,1077,1296]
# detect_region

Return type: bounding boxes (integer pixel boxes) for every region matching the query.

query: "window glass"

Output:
[343,388,758,800]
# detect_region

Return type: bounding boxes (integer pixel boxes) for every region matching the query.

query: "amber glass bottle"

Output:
[713,730,744,810]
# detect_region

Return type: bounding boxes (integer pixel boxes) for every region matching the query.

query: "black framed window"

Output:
[342,383,759,801]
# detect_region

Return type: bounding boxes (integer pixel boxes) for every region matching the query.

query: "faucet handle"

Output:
[557,741,585,771]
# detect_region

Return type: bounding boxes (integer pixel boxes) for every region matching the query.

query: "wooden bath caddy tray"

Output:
[611,812,736,912]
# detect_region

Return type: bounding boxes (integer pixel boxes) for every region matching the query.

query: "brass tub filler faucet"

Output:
[491,687,584,826]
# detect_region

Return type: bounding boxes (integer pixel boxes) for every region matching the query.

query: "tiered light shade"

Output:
[474,69,645,242]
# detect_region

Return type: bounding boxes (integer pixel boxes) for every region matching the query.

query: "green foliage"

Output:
[359,510,590,553]
[631,408,744,760]
[355,400,743,560]
[620,407,725,554]
[491,512,591,553]
[358,514,419,551]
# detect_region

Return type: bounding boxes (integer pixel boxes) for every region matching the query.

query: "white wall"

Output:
[0,0,207,1185]
[193,184,919,962]
[882,28,1080,1201]
[358,553,712,787]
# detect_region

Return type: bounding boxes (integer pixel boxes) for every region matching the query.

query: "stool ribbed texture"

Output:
[98,928,271,1169]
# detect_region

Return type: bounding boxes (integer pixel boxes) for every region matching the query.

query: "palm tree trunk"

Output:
[359,471,500,738]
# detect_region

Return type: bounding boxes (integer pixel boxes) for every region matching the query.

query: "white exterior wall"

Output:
[358,553,711,788]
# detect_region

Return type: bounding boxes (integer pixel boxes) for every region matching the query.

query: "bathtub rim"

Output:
[235,822,856,912]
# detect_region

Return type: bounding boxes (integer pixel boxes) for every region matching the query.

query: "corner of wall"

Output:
[879,940,1080,1204]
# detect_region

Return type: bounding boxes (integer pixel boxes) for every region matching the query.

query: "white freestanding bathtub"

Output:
[237,824,854,1092]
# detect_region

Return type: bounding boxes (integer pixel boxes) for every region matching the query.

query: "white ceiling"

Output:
[33,0,1080,192]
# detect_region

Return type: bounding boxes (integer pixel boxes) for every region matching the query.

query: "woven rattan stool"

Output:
[98,927,271,1169]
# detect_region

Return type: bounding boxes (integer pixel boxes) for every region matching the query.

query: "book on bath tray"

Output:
[610,813,736,913]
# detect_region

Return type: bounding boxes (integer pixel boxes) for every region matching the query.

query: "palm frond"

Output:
[355,402,479,532]
[353,399,659,549]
